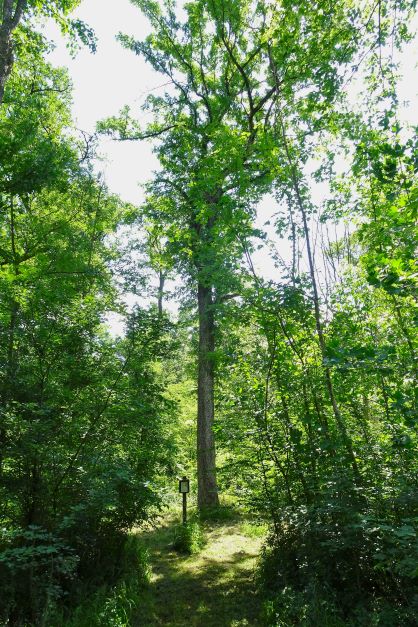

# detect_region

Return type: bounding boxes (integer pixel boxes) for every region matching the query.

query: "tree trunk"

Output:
[197,281,219,509]
[157,270,165,316]
[0,194,18,477]
[0,28,13,103]
[268,74,361,482]
[0,0,27,104]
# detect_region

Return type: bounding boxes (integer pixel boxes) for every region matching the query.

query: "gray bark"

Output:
[157,270,165,316]
[197,281,219,509]
[0,0,27,104]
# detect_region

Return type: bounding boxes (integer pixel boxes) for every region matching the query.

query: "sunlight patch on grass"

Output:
[134,517,265,626]
[239,521,268,539]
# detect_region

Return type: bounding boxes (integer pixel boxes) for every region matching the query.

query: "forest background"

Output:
[0,0,417,625]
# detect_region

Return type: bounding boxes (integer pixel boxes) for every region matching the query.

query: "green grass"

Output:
[198,503,243,523]
[239,522,268,539]
[48,508,267,626]
[134,514,266,626]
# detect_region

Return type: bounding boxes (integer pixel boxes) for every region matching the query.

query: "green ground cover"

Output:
[135,516,266,626]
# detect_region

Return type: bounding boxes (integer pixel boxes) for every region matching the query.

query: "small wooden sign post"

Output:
[178,476,190,525]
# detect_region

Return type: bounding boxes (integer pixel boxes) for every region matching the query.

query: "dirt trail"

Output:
[135,520,264,626]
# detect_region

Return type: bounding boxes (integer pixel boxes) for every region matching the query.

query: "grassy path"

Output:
[135,518,265,626]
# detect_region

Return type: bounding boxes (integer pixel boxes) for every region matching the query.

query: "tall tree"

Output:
[101,0,375,508]
[102,0,283,508]
[0,0,26,101]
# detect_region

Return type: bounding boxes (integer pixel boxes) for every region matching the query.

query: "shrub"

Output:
[0,525,78,624]
[172,521,205,555]
[46,534,150,627]
[259,488,418,626]
[261,583,345,627]
[198,504,241,522]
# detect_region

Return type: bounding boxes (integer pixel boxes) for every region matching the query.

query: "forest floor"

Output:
[134,515,266,626]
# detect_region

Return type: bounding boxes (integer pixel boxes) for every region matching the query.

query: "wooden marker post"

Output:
[178,476,190,525]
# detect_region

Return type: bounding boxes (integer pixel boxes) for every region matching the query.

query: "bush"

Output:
[47,534,150,627]
[259,488,418,626]
[0,525,78,624]
[172,521,205,555]
[261,583,345,627]
[0,510,155,625]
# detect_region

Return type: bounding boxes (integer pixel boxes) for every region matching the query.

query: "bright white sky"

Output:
[45,0,161,205]
[42,0,418,329]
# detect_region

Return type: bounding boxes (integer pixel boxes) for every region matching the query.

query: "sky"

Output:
[44,0,161,205]
[42,0,418,329]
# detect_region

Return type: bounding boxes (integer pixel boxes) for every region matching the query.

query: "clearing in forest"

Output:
[135,518,265,626]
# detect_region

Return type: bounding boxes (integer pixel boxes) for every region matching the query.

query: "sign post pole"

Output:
[178,476,190,526]
[182,490,187,525]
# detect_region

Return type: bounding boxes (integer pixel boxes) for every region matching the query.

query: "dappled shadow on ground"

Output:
[134,520,263,626]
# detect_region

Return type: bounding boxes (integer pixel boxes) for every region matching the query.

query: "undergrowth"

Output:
[172,520,205,555]
[259,486,418,627]
[46,534,150,627]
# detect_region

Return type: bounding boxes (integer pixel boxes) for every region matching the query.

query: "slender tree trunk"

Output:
[391,294,417,382]
[8,193,19,378]
[0,0,27,104]
[0,25,13,103]
[267,59,361,480]
[299,199,360,480]
[0,194,18,477]
[197,281,219,509]
[157,270,165,316]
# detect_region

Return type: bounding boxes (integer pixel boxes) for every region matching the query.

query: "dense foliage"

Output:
[0,16,176,624]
